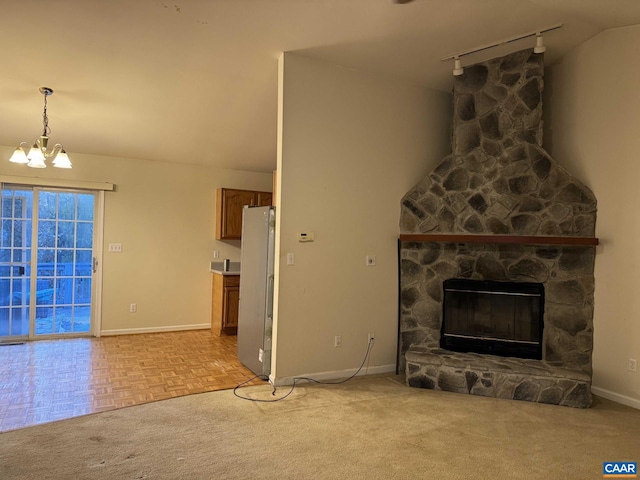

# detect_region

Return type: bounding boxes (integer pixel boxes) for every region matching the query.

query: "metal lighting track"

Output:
[441,23,563,61]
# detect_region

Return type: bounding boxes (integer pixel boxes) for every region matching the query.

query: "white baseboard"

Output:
[592,386,640,410]
[100,324,210,336]
[269,363,396,387]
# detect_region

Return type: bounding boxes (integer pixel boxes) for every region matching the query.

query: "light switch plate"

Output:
[298,232,315,242]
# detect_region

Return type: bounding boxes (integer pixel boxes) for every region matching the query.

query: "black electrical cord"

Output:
[233,338,375,403]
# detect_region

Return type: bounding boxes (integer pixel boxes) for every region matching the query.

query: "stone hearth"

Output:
[406,348,591,408]
[399,49,597,407]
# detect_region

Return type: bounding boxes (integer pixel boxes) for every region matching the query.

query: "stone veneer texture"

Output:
[405,348,592,408]
[399,49,597,407]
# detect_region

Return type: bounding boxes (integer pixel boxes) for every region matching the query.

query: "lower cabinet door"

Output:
[212,273,240,335]
[223,285,240,329]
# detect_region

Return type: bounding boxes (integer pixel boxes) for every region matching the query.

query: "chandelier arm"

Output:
[34,138,64,158]
[49,144,64,159]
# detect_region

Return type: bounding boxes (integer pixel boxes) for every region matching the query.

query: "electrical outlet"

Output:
[366,255,376,266]
[259,348,264,362]
[629,358,637,373]
[368,332,375,344]
[334,335,342,348]
[129,303,137,313]
[213,250,220,259]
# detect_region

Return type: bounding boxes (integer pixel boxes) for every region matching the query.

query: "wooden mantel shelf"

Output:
[399,234,599,246]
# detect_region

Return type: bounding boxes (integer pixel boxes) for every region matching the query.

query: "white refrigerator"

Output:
[237,205,275,376]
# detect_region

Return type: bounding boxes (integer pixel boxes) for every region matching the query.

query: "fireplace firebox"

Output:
[440,279,544,360]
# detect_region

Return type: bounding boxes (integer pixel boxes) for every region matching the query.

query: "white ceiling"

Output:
[2,0,640,173]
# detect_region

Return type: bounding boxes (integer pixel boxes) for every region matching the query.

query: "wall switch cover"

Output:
[297,232,315,242]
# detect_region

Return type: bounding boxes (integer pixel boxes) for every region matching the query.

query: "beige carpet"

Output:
[0,374,638,480]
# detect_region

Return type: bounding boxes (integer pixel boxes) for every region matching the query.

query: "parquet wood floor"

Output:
[0,330,263,432]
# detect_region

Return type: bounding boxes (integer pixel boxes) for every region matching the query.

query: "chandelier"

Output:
[9,87,72,169]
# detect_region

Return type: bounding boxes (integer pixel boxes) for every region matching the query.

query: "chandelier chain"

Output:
[42,93,51,137]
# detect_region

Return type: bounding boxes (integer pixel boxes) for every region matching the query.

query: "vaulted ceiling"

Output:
[2,0,640,172]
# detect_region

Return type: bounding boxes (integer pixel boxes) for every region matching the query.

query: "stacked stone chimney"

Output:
[399,49,597,407]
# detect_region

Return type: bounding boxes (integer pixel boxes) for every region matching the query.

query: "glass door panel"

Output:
[0,188,33,338]
[35,190,94,335]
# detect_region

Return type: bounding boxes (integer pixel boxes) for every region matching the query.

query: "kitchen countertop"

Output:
[210,261,241,275]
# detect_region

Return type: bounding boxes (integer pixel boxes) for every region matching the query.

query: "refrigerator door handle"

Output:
[266,274,275,319]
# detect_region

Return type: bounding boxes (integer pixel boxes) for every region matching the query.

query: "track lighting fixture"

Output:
[442,23,561,76]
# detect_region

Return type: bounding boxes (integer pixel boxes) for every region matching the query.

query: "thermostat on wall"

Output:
[297,232,315,242]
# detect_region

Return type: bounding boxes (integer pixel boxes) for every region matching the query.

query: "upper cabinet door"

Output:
[216,189,257,240]
[215,188,272,240]
[256,192,272,207]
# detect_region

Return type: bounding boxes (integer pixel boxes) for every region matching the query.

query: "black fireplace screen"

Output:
[441,279,544,360]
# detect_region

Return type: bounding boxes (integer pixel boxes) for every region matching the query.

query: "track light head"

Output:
[534,34,546,54]
[453,57,464,76]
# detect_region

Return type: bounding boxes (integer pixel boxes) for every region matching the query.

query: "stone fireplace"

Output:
[399,49,597,407]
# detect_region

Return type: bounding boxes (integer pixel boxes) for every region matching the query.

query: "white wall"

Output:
[272,53,451,381]
[546,25,640,407]
[0,146,273,334]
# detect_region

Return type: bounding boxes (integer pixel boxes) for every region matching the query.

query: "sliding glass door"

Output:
[0,185,97,340]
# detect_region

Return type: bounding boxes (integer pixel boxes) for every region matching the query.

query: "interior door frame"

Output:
[92,190,105,337]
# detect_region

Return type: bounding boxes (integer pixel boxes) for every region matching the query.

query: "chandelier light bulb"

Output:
[27,144,46,168]
[9,146,29,164]
[52,149,72,169]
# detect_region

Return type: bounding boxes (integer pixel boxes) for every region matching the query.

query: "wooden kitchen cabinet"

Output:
[211,273,240,335]
[215,188,272,240]
[256,191,272,207]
